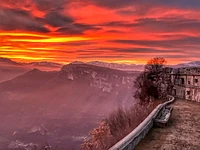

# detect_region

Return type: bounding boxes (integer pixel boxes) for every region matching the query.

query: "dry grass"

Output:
[81,101,161,150]
[135,99,200,150]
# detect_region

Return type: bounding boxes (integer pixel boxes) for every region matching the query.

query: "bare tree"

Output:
[134,57,167,105]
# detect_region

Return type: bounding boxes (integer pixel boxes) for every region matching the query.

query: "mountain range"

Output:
[71,61,144,71]
[1,57,200,149]
[0,58,62,83]
[173,61,200,68]
[1,57,200,83]
[0,63,139,150]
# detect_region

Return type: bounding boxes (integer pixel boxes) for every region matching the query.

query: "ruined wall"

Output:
[193,88,200,102]
[185,87,200,102]
[187,76,194,86]
[171,68,200,102]
[172,85,185,99]
[194,76,200,87]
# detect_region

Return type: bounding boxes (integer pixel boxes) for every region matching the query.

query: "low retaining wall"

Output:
[109,95,175,150]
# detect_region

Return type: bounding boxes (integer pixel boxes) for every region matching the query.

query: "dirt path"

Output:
[135,99,200,150]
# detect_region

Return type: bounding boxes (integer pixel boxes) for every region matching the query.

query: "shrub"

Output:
[81,102,159,150]
[134,57,169,105]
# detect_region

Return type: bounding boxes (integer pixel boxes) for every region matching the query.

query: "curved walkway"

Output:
[135,99,200,150]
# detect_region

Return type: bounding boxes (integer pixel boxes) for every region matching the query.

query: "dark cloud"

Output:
[0,0,31,8]
[154,34,189,39]
[45,12,74,27]
[62,41,96,46]
[35,0,67,11]
[157,0,200,9]
[44,10,101,34]
[117,5,153,16]
[77,55,127,59]
[8,9,30,16]
[2,0,200,12]
[0,8,49,32]
[117,9,137,16]
[1,0,199,35]
[132,17,200,33]
[111,36,200,49]
[56,27,84,35]
[0,0,68,12]
[91,0,200,9]
[91,0,136,9]
[110,48,181,53]
[57,23,101,35]
[105,30,125,34]
[101,21,133,27]
[100,17,200,34]
[0,4,101,34]
[87,47,182,54]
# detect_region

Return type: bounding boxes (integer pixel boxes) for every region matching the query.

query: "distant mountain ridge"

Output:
[86,61,144,71]
[173,61,200,68]
[0,57,21,65]
[28,61,62,68]
[70,61,144,71]
[0,58,63,83]
[71,60,200,70]
[0,57,62,68]
[1,57,200,71]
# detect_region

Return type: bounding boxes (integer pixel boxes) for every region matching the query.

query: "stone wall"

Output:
[109,96,175,150]
[171,67,200,102]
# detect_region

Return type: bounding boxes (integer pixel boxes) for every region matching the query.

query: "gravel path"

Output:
[135,99,200,150]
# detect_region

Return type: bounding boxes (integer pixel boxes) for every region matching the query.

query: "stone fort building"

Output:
[171,67,200,102]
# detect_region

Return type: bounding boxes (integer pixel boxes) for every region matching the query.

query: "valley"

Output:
[0,62,139,150]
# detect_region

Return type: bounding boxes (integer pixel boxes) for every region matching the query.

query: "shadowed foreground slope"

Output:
[135,99,200,150]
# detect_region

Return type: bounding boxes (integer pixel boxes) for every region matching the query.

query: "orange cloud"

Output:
[0,0,200,64]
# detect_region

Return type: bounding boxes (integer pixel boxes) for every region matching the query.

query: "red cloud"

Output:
[0,0,200,64]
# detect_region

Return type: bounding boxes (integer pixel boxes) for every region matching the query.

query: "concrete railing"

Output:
[109,95,175,150]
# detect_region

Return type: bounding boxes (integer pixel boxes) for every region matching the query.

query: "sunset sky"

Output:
[0,0,200,64]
